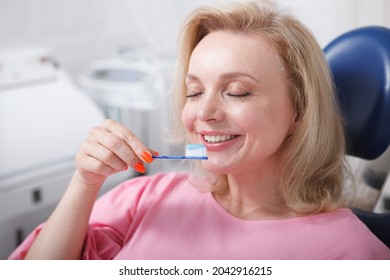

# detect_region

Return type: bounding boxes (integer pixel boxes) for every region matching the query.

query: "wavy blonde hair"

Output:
[170,0,347,214]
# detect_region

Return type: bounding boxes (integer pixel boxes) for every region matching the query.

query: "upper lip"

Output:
[200,131,238,136]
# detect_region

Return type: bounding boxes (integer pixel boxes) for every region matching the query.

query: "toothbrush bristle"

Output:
[185,144,208,158]
[152,144,208,160]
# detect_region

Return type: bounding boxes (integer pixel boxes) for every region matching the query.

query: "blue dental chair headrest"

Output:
[324,26,390,160]
[324,26,390,248]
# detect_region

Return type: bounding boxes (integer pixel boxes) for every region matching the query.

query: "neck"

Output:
[212,164,295,221]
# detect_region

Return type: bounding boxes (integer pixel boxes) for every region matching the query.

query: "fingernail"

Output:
[141,151,153,163]
[134,162,146,173]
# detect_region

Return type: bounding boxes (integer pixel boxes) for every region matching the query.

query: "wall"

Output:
[0,0,215,79]
[1,0,389,80]
[279,0,390,46]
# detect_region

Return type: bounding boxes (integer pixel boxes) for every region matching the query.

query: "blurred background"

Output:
[0,0,389,259]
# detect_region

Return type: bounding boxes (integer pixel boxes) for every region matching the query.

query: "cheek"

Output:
[181,104,195,132]
[240,104,292,144]
[230,106,260,131]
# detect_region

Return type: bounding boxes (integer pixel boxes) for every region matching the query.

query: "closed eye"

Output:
[186,92,203,99]
[226,91,251,98]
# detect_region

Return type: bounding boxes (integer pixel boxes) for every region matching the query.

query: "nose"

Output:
[197,94,225,122]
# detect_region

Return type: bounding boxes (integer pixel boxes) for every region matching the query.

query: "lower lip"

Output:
[202,136,241,151]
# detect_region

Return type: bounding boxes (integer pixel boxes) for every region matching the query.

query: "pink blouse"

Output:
[9,172,390,259]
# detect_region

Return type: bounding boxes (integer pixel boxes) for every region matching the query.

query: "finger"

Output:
[93,128,142,169]
[101,119,153,164]
[149,149,160,157]
[82,140,128,172]
[89,122,147,173]
[75,151,117,177]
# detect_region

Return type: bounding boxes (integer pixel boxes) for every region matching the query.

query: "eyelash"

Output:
[185,92,251,99]
[226,91,251,98]
[185,92,203,98]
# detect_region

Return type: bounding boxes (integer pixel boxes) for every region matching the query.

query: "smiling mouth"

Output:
[203,134,238,144]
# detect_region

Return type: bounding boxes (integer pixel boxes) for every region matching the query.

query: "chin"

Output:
[202,161,234,175]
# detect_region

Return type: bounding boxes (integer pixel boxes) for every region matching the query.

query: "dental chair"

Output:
[324,26,390,248]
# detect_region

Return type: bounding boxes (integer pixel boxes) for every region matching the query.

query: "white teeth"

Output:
[204,135,236,143]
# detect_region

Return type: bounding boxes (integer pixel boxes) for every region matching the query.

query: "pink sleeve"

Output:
[81,176,154,259]
[8,175,159,260]
[82,172,184,259]
[8,224,44,259]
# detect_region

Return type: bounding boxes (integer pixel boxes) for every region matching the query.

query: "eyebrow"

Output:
[186,72,261,83]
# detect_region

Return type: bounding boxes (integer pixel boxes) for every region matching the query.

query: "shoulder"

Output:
[300,208,390,259]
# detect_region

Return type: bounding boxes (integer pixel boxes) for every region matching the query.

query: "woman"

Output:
[10,0,389,259]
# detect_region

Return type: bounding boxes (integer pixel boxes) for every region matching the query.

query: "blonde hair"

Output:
[170,0,347,214]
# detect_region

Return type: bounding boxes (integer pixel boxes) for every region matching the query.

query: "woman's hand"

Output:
[74,119,155,188]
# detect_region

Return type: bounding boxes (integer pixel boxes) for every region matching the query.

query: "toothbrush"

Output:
[152,144,208,160]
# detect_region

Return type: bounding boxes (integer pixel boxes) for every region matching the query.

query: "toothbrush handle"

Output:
[152,155,208,160]
[152,155,186,160]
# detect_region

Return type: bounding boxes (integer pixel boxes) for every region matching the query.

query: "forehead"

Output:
[188,31,285,83]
